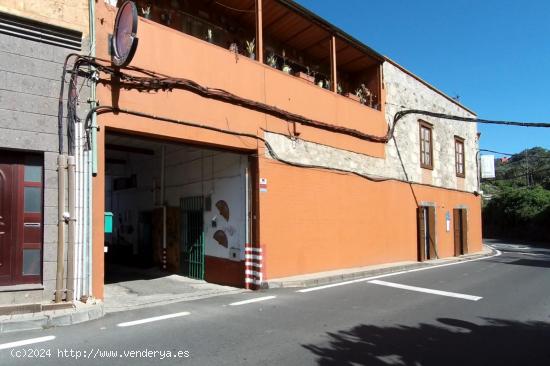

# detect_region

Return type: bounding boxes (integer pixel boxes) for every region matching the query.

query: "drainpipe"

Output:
[161,146,167,270]
[55,155,67,303]
[74,116,81,300]
[89,0,99,178]
[66,156,76,301]
[87,0,97,297]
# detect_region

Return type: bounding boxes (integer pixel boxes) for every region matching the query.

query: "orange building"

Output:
[88,0,482,299]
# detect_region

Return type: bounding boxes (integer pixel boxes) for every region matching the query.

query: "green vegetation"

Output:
[482,147,550,242]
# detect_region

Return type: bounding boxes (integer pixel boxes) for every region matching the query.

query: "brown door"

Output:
[18,154,43,284]
[0,152,43,286]
[417,206,436,261]
[453,209,468,256]
[0,154,16,285]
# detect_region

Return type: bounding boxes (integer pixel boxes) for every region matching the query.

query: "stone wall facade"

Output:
[0,6,89,304]
[264,60,479,193]
[0,0,89,35]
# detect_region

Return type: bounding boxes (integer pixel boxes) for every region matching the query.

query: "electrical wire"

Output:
[70,55,550,150]
[58,53,81,154]
[66,55,548,197]
[479,149,514,156]
[487,167,550,181]
[83,105,393,183]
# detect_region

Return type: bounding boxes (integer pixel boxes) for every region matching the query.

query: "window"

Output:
[419,121,433,169]
[455,137,465,177]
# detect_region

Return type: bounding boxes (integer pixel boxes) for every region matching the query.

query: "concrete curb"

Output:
[266,245,496,289]
[0,302,104,334]
[104,288,246,313]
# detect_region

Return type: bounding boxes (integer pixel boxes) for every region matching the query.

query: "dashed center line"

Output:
[369,280,483,301]
[229,296,276,306]
[0,336,56,350]
[117,311,190,327]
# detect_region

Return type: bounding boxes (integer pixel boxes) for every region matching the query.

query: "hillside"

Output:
[482,147,550,243]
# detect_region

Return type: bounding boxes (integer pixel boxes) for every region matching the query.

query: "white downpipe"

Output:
[73,120,79,301]
[74,119,82,300]
[79,124,88,299]
[86,0,96,298]
[83,149,90,296]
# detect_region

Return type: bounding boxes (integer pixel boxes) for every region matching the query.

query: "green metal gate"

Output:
[180,196,205,280]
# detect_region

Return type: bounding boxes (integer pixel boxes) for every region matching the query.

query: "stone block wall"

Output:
[264,60,479,193]
[0,0,89,35]
[0,18,90,303]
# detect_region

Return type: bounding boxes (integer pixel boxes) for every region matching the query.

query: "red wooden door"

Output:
[16,154,43,284]
[0,152,43,286]
[0,155,16,285]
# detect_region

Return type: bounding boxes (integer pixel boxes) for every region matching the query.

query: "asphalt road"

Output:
[1,241,549,366]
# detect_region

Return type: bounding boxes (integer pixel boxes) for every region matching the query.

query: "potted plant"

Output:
[141,5,151,19]
[160,12,172,26]
[206,28,213,44]
[266,53,278,68]
[281,49,292,74]
[245,38,255,60]
[345,89,361,102]
[294,67,314,83]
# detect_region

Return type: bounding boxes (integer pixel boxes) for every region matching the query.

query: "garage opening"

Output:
[104,133,252,296]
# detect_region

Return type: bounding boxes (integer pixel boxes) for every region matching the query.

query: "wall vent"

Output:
[0,11,82,50]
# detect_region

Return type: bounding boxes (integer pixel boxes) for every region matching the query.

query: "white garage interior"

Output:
[104,133,249,289]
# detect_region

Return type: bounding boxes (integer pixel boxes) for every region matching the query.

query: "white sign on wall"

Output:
[480,155,496,179]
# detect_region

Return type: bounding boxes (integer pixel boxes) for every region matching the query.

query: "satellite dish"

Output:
[112,1,138,67]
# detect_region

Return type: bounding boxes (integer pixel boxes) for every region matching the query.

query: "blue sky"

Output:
[295,0,550,155]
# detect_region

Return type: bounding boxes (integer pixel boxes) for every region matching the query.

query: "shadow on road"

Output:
[303,317,550,365]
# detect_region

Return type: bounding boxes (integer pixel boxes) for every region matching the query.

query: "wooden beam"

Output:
[319,43,351,63]
[279,23,314,44]
[255,0,263,62]
[236,2,257,22]
[263,9,290,31]
[338,54,367,68]
[301,34,331,53]
[330,35,337,92]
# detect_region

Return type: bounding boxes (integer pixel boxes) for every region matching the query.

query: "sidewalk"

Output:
[104,274,245,313]
[266,244,495,288]
[0,300,104,334]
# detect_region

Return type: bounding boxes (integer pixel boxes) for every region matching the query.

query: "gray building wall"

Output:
[0,29,89,304]
[264,60,479,193]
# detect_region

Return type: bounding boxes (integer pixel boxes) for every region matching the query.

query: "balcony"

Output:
[103,0,386,156]
[126,0,383,109]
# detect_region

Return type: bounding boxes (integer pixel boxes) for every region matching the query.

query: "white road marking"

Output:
[507,252,549,257]
[229,296,276,306]
[368,280,483,301]
[0,336,56,350]
[117,312,190,327]
[297,246,502,293]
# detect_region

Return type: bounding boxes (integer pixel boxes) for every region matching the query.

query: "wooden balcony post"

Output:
[256,0,263,63]
[330,35,337,92]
